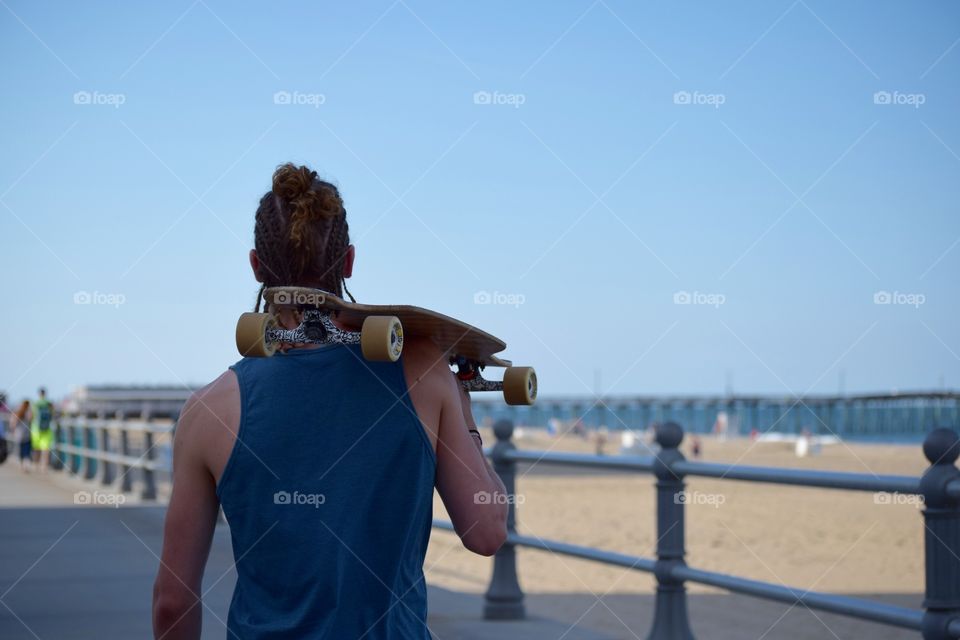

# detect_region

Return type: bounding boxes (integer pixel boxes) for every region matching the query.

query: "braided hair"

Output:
[253,163,354,311]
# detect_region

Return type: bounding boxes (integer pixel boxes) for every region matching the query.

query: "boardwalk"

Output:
[0,463,922,639]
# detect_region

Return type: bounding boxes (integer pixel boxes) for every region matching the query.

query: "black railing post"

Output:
[920,428,960,640]
[100,413,117,486]
[484,419,525,620]
[69,423,80,475]
[647,422,695,640]
[50,420,64,471]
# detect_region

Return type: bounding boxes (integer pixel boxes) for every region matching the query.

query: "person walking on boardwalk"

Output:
[30,388,54,473]
[153,163,508,640]
[12,400,33,472]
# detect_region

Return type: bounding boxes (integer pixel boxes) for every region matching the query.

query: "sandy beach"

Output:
[426,430,929,599]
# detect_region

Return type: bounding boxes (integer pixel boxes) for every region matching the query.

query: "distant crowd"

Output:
[0,387,57,472]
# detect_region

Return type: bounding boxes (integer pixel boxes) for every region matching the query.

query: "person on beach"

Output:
[12,400,33,472]
[31,388,54,473]
[690,435,702,459]
[153,163,508,639]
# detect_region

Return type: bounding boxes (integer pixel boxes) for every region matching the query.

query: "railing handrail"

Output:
[504,449,656,472]
[503,448,923,494]
[60,417,172,434]
[54,443,167,471]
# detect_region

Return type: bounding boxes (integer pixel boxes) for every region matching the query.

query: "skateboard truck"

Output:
[452,355,537,403]
[268,309,360,347]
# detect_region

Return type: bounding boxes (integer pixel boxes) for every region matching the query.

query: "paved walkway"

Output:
[0,463,922,639]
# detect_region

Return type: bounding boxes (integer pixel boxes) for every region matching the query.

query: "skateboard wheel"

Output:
[361,316,403,362]
[236,312,278,358]
[503,367,537,405]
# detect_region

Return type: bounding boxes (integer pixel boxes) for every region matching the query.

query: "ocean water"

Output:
[471,394,960,443]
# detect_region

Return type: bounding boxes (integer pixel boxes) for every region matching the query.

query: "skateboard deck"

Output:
[236,286,537,404]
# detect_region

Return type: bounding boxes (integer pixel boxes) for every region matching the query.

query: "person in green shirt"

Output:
[31,387,54,473]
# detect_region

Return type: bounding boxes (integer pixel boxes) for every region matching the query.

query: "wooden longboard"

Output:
[265,287,513,368]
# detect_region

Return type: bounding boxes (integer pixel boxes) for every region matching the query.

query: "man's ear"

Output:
[249,249,264,283]
[343,244,355,279]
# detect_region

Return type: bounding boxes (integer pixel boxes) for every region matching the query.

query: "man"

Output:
[31,387,54,473]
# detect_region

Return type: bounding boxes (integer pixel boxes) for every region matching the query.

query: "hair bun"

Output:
[271,163,344,264]
[271,163,342,221]
[272,163,317,202]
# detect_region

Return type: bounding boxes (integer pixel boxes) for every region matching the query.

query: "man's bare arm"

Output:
[152,387,224,639]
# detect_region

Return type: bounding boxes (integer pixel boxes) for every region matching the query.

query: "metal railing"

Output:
[26,413,960,638]
[432,420,960,639]
[16,413,176,501]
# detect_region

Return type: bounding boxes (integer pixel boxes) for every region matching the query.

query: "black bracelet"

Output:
[468,429,482,446]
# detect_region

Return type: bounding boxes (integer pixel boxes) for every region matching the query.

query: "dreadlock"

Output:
[252,163,355,311]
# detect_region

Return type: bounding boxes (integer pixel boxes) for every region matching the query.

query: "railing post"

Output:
[50,420,64,471]
[100,413,117,486]
[483,419,525,620]
[69,423,80,475]
[119,413,137,493]
[119,427,133,492]
[647,422,695,640]
[920,428,960,640]
[141,416,157,501]
[83,416,98,480]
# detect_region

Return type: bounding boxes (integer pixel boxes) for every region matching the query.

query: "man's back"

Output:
[217,344,434,638]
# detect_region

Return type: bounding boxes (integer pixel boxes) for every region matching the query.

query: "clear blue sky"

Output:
[2,1,958,403]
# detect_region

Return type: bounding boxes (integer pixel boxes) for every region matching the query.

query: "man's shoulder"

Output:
[179,371,240,435]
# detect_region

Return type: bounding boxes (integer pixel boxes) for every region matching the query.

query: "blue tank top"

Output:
[218,343,436,639]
